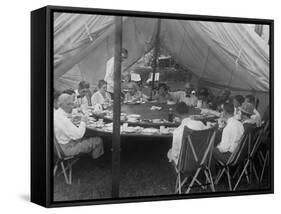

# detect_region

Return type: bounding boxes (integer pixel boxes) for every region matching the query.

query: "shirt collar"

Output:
[226,116,235,124]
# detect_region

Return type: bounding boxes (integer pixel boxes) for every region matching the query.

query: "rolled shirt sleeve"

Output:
[54,108,87,144]
[63,120,86,140]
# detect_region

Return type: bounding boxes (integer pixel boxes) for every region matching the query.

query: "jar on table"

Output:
[168,108,174,122]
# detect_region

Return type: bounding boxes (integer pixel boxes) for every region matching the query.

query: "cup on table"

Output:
[123,123,128,131]
[98,119,104,127]
[160,125,165,133]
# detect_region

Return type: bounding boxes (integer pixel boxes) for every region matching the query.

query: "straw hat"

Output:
[240,102,254,115]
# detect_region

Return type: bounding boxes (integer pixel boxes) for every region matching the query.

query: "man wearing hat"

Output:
[239,102,256,132]
[245,94,262,127]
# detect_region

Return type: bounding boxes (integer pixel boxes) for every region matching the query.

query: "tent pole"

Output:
[150,19,161,100]
[199,46,210,85]
[112,16,122,198]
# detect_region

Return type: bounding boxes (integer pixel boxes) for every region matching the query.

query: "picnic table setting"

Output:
[70,99,221,138]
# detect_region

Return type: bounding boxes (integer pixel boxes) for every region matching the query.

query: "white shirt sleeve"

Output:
[217,119,244,153]
[217,124,233,152]
[54,109,86,144]
[252,109,262,127]
[63,120,86,141]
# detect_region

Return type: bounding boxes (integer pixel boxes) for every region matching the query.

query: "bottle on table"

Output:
[168,108,174,122]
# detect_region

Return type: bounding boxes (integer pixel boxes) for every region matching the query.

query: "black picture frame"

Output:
[31,5,274,208]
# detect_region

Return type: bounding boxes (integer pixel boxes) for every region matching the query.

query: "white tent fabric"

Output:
[54,13,157,90]
[53,13,269,94]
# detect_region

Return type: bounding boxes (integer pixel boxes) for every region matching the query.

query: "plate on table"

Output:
[126,100,136,105]
[160,129,170,135]
[127,114,141,119]
[142,128,159,135]
[127,118,138,123]
[167,100,176,105]
[152,119,164,123]
[123,127,136,133]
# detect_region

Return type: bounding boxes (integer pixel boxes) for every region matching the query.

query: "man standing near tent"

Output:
[104,48,128,94]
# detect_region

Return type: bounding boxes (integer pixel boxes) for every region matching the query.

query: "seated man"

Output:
[233,94,245,118]
[197,87,210,108]
[152,83,172,103]
[169,81,198,107]
[167,102,209,165]
[239,102,256,132]
[245,94,262,127]
[91,80,112,106]
[75,81,92,108]
[211,88,232,112]
[213,103,244,164]
[124,81,148,102]
[62,88,76,103]
[54,94,104,158]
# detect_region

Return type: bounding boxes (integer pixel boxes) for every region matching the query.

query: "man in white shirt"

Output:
[75,81,92,108]
[245,94,262,127]
[213,102,244,164]
[167,102,209,165]
[104,48,128,93]
[54,94,104,158]
[91,80,112,106]
[169,81,198,107]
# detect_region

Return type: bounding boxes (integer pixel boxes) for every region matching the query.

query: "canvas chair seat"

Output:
[175,126,217,194]
[233,122,269,190]
[257,120,270,182]
[214,125,255,191]
[53,135,80,184]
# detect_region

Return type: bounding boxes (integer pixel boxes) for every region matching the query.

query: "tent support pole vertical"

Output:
[150,19,161,100]
[112,16,122,198]
[199,46,210,85]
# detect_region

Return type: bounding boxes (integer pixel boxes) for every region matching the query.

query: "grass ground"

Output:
[53,137,271,201]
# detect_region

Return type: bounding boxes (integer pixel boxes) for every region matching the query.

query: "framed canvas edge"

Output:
[30,5,274,208]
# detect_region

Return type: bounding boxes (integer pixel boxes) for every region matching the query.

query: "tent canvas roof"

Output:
[53,13,269,93]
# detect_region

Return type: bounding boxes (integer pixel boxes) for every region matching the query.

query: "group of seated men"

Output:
[167,84,264,166]
[54,77,264,167]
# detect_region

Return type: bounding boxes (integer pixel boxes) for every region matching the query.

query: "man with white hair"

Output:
[169,81,198,106]
[54,94,104,158]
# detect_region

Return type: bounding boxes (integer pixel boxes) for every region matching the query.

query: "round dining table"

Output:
[85,101,217,139]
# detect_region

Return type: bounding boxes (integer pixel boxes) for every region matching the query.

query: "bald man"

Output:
[169,81,198,106]
[54,94,104,158]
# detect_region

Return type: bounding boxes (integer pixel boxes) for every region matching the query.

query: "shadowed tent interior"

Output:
[53,13,270,114]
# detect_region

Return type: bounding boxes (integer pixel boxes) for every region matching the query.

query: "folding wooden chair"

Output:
[175,127,217,194]
[214,126,254,191]
[53,136,80,184]
[255,120,270,183]
[233,123,267,190]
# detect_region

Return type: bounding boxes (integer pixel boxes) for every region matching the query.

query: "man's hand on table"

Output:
[81,115,88,124]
